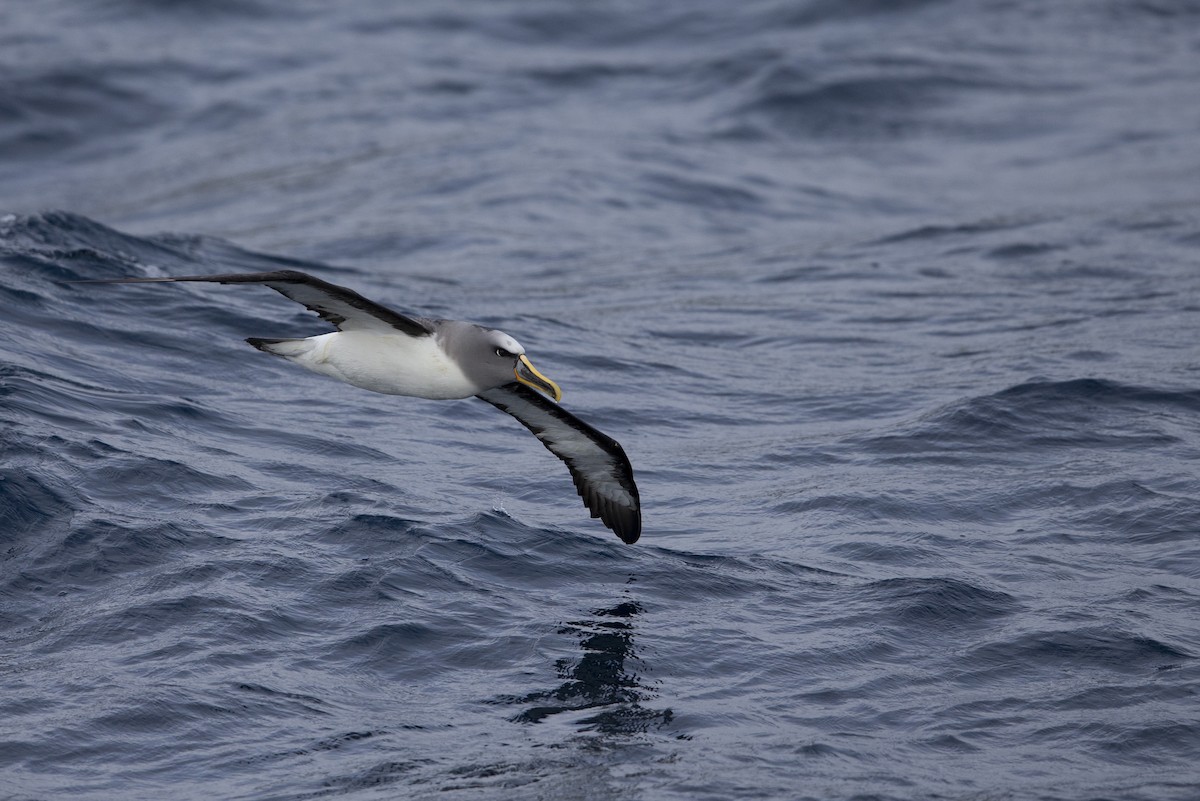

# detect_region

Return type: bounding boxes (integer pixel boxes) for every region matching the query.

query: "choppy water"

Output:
[3,2,1200,799]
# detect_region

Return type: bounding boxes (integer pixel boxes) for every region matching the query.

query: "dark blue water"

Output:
[3,2,1200,799]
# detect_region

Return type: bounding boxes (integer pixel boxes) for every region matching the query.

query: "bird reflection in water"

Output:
[496,599,673,734]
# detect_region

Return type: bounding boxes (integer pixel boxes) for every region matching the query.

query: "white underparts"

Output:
[258,331,478,399]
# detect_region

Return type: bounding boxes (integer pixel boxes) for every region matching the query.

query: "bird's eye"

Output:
[495,347,513,358]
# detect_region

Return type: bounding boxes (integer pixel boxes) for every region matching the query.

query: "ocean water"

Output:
[3,1,1200,799]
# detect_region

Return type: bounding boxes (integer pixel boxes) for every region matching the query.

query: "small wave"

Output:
[855,378,1199,461]
[869,216,1041,245]
[724,58,1025,143]
[0,67,169,158]
[860,576,1019,627]
[967,628,1192,677]
[767,0,948,28]
[996,377,1200,413]
[0,469,74,539]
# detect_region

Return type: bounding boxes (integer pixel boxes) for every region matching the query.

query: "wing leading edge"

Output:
[79,270,433,337]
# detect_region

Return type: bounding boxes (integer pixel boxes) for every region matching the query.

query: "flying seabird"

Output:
[82,270,641,543]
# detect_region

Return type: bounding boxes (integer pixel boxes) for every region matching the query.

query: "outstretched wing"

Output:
[80,270,432,337]
[477,383,641,544]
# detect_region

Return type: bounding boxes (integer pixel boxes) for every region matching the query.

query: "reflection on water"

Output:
[495,599,673,734]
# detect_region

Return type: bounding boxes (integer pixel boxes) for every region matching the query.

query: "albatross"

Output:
[84,270,641,543]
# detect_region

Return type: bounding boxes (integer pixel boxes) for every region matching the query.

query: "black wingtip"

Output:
[613,499,642,544]
[599,495,640,544]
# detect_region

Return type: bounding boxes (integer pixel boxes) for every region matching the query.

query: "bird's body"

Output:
[253,329,476,399]
[77,269,642,543]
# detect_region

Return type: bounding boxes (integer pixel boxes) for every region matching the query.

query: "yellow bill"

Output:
[515,354,563,402]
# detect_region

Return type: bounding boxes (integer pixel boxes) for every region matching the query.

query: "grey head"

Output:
[435,321,562,400]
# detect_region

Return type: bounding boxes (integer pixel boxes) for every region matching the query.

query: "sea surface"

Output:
[3,2,1200,799]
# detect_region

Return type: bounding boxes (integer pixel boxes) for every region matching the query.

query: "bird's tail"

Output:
[246,337,311,358]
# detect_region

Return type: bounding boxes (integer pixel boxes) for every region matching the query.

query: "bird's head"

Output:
[476,329,562,402]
